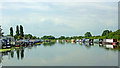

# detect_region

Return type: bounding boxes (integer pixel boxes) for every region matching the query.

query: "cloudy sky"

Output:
[0,1,118,37]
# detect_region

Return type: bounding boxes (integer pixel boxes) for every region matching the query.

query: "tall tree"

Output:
[85,32,92,37]
[16,25,19,36]
[10,27,13,37]
[20,25,24,37]
[0,25,4,37]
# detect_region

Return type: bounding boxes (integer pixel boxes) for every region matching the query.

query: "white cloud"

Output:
[2,3,52,11]
[1,2,118,37]
[40,18,46,22]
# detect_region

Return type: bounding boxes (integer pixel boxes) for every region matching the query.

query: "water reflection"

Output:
[21,49,24,60]
[0,52,2,64]
[17,49,20,60]
[43,42,56,46]
[0,47,25,61]
[11,51,14,58]
[59,41,65,45]
[0,41,120,66]
[16,47,25,60]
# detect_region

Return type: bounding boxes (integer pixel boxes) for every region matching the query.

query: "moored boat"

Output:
[76,39,80,42]
[104,39,118,45]
[71,39,75,42]
[82,39,85,42]
[85,39,89,43]
[89,39,94,43]
[94,39,99,43]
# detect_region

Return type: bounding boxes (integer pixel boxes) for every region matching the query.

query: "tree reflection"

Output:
[11,51,14,58]
[43,42,56,46]
[0,52,2,64]
[16,47,25,60]
[21,49,24,60]
[59,41,65,45]
[17,50,20,60]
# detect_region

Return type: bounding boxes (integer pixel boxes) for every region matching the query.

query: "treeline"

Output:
[89,29,120,40]
[41,29,120,40]
[24,34,39,39]
[7,25,120,40]
[9,25,39,40]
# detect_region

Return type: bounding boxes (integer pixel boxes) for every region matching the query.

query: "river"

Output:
[0,41,119,66]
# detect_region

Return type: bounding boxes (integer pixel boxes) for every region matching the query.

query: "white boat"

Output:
[76,39,80,42]
[104,39,117,43]
[71,39,75,42]
[79,39,82,42]
[94,39,99,43]
[85,39,89,42]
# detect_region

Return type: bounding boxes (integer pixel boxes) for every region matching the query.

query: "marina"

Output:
[0,2,119,67]
[0,40,119,66]
[0,37,119,50]
[0,37,119,66]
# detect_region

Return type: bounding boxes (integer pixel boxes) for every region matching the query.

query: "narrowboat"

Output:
[2,39,11,49]
[94,39,99,43]
[23,40,29,46]
[99,39,103,44]
[2,36,15,45]
[82,39,85,42]
[71,39,75,42]
[104,39,118,45]
[1,36,15,48]
[29,40,35,45]
[35,40,41,45]
[76,39,80,42]
[15,40,21,47]
[89,39,94,43]
[85,39,89,43]
[79,39,82,42]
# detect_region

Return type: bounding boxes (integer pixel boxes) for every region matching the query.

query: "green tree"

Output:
[17,35,23,39]
[102,30,112,36]
[48,35,55,39]
[16,25,19,36]
[41,35,55,40]
[10,27,13,37]
[85,32,92,37]
[73,36,79,39]
[0,25,4,37]
[66,37,71,39]
[14,35,17,40]
[78,36,83,39]
[20,25,24,37]
[24,34,32,39]
[32,36,37,39]
[59,36,65,39]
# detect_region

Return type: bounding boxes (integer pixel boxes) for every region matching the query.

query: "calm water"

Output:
[0,42,119,66]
